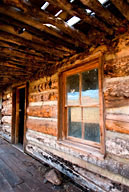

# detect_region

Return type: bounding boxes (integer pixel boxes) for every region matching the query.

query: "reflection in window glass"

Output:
[66,74,79,105]
[83,108,100,142]
[68,107,82,138]
[82,69,99,105]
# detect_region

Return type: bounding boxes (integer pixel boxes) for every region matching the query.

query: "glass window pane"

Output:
[66,74,79,105]
[83,108,100,143]
[82,68,99,105]
[68,107,82,138]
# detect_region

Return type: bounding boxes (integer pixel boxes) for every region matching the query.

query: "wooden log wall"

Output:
[27,75,58,137]
[1,88,12,141]
[26,33,129,191]
[0,32,128,191]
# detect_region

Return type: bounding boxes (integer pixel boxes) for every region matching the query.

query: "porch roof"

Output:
[0,0,129,90]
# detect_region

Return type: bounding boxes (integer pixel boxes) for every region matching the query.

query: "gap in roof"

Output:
[70,0,75,3]
[41,2,49,10]
[85,9,92,14]
[55,10,63,17]
[67,16,81,27]
[98,0,108,4]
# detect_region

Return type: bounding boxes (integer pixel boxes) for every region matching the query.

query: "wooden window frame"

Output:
[58,53,105,154]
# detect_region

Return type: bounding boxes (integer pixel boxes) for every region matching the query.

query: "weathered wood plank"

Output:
[105,97,129,108]
[104,56,129,77]
[106,119,129,134]
[106,113,129,123]
[0,159,23,187]
[2,105,12,116]
[106,130,129,159]
[106,106,129,115]
[0,172,14,192]
[29,80,58,94]
[28,105,57,118]
[29,91,58,103]
[2,116,12,124]
[104,75,129,108]
[27,117,57,136]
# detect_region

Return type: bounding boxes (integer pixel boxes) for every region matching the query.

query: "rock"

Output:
[44,169,62,186]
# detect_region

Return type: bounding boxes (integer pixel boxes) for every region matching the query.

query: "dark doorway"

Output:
[18,88,25,145]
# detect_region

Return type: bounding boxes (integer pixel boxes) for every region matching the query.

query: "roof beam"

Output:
[0,40,45,57]
[79,0,122,28]
[0,14,77,53]
[0,22,74,58]
[0,30,71,60]
[0,4,90,48]
[47,0,113,35]
[110,0,129,21]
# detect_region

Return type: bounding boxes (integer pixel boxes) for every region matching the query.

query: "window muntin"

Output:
[63,64,102,147]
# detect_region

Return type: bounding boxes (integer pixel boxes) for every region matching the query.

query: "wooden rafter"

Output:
[0,14,80,52]
[47,0,113,35]
[79,0,123,27]
[110,0,129,21]
[0,31,72,60]
[0,0,128,89]
[0,22,75,57]
[0,4,91,48]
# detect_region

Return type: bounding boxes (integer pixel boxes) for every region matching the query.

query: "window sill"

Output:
[57,139,104,160]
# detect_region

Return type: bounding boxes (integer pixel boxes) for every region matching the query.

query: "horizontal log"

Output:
[104,56,129,77]
[106,131,129,159]
[29,80,58,93]
[2,95,12,102]
[2,124,11,132]
[106,106,129,115]
[2,116,12,124]
[104,76,129,98]
[106,113,129,123]
[104,75,129,108]
[105,97,129,108]
[2,105,12,116]
[106,119,129,134]
[28,105,57,118]
[27,117,57,136]
[29,91,58,103]
[29,101,57,107]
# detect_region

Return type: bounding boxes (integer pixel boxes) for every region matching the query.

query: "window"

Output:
[58,56,105,153]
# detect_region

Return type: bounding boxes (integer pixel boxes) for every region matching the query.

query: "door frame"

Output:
[12,82,28,151]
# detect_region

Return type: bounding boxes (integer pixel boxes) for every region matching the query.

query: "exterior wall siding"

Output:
[1,88,12,141]
[26,34,129,191]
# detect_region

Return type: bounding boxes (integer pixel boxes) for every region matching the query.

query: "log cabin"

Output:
[0,0,129,191]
